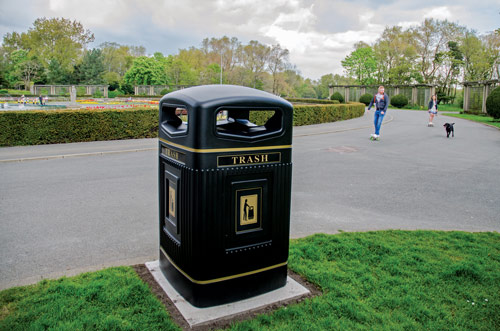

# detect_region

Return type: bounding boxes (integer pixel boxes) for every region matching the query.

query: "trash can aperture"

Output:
[158,85,293,307]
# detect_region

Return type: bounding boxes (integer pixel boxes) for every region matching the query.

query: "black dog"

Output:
[443,123,455,138]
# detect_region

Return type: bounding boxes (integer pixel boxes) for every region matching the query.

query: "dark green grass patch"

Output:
[231,231,500,330]
[1,231,499,330]
[0,266,179,330]
[443,113,500,129]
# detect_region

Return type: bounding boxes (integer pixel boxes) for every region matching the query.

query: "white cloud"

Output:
[424,6,453,20]
[1,0,498,79]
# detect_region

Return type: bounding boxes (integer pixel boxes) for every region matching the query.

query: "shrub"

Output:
[92,89,103,98]
[0,103,365,146]
[486,86,500,119]
[0,89,8,94]
[286,98,339,104]
[359,93,373,106]
[391,94,409,108]
[160,88,173,96]
[330,91,344,103]
[0,107,158,146]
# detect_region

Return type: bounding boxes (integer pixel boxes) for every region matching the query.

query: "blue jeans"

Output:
[373,110,385,135]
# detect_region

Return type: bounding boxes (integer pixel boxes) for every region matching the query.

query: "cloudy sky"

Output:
[0,0,498,79]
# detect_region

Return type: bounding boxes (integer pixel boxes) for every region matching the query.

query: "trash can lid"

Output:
[160,85,292,109]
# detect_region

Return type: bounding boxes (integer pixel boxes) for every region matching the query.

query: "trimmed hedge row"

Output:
[0,107,158,147]
[285,98,339,104]
[250,103,364,126]
[0,103,365,146]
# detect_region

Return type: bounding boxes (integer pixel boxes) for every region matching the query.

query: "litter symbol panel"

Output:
[240,194,258,225]
[169,185,176,219]
[235,187,262,233]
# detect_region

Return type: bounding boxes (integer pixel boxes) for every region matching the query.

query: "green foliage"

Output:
[486,86,500,119]
[0,89,8,94]
[330,91,344,103]
[74,49,106,85]
[235,231,500,330]
[292,103,365,126]
[123,55,168,86]
[391,94,409,108]
[0,103,363,146]
[0,107,158,146]
[286,98,339,104]
[2,18,94,72]
[0,267,179,330]
[341,46,377,85]
[359,93,373,105]
[444,113,500,128]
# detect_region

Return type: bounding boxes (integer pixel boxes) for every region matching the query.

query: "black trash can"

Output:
[158,85,293,307]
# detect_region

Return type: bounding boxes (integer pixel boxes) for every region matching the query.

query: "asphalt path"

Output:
[1,109,499,289]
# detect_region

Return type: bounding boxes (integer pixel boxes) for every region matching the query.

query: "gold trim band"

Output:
[159,138,291,153]
[160,247,287,285]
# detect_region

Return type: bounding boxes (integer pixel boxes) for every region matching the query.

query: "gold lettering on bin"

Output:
[217,152,281,167]
[162,146,185,164]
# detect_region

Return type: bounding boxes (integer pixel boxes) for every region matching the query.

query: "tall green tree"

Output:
[3,18,94,72]
[341,45,377,84]
[123,54,167,85]
[74,49,106,84]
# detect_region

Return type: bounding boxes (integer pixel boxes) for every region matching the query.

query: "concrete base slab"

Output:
[145,260,310,328]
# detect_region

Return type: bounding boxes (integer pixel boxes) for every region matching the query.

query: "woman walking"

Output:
[428,94,438,127]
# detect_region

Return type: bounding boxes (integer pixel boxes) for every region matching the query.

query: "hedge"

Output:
[285,98,339,104]
[0,107,158,147]
[0,103,365,146]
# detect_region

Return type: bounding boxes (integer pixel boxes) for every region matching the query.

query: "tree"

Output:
[75,49,106,84]
[411,19,466,84]
[341,46,377,84]
[46,58,71,84]
[240,40,270,88]
[123,55,167,86]
[373,26,419,84]
[268,44,289,94]
[8,49,43,88]
[100,42,143,77]
[166,56,197,85]
[3,18,94,71]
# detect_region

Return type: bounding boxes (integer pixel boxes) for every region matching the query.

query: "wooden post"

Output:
[328,85,333,99]
[104,86,108,98]
[134,86,139,95]
[344,87,349,102]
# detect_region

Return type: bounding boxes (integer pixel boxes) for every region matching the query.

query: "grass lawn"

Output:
[1,231,499,330]
[402,104,462,112]
[443,113,500,129]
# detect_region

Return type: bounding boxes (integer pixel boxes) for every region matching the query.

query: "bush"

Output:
[0,89,8,94]
[286,98,339,104]
[359,93,373,106]
[0,103,365,146]
[486,86,500,119]
[0,107,158,146]
[330,92,344,103]
[391,94,409,108]
[160,88,174,96]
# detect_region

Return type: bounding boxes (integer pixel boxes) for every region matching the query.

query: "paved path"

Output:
[1,109,499,289]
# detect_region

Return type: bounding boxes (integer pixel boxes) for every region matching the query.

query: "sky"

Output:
[0,0,498,80]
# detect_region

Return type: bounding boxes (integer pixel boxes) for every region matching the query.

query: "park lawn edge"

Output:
[1,230,499,330]
[442,113,500,129]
